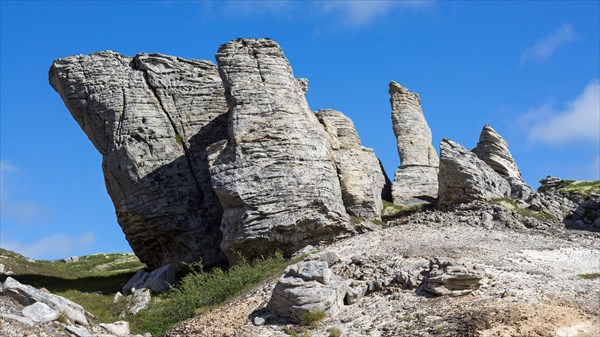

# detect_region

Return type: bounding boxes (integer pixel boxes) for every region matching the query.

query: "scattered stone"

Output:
[0,313,34,326]
[0,264,5,274]
[50,51,229,269]
[389,82,439,206]
[320,251,341,266]
[344,282,368,305]
[113,292,123,303]
[210,38,351,262]
[316,109,388,219]
[267,261,346,323]
[124,288,151,315]
[121,264,175,295]
[438,139,511,208]
[421,259,485,296]
[1,277,89,325]
[22,302,59,323]
[65,325,93,337]
[62,256,79,263]
[252,316,266,326]
[394,269,420,289]
[99,321,130,336]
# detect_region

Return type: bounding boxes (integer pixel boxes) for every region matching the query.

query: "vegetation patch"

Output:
[382,200,428,222]
[559,180,600,200]
[299,309,327,326]
[577,273,600,280]
[490,197,555,222]
[283,326,312,337]
[327,327,342,337]
[128,252,290,336]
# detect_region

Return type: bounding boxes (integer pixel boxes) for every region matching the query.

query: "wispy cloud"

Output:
[1,232,95,260]
[520,24,578,65]
[0,161,48,224]
[524,80,599,144]
[318,0,434,26]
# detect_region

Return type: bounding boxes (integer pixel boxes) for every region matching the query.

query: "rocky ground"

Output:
[166,222,600,337]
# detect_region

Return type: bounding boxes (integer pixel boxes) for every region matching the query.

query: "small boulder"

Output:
[22,302,59,323]
[421,259,485,296]
[267,261,346,323]
[123,288,151,315]
[122,264,175,295]
[99,321,130,336]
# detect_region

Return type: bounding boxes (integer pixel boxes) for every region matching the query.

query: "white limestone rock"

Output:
[438,139,511,208]
[50,51,229,269]
[210,38,352,261]
[473,125,532,198]
[316,109,387,219]
[389,82,439,206]
[21,302,59,323]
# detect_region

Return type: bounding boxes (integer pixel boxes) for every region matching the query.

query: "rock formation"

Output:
[267,261,346,323]
[438,139,511,207]
[209,39,352,261]
[50,52,229,269]
[473,125,532,198]
[316,109,386,219]
[421,258,485,296]
[389,82,439,206]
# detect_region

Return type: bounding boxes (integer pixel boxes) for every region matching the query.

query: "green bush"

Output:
[299,309,327,326]
[328,327,342,337]
[128,252,289,336]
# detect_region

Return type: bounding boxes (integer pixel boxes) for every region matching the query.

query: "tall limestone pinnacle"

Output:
[389,82,439,205]
[209,39,352,261]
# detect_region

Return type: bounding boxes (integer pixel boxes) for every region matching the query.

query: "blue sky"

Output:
[1,1,599,260]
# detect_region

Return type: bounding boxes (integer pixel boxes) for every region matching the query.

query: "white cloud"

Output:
[1,232,95,260]
[0,161,47,224]
[520,24,578,65]
[318,0,434,26]
[526,80,599,144]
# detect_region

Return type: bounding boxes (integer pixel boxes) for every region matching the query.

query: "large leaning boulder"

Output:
[316,109,387,219]
[209,39,352,261]
[473,125,532,198]
[389,82,439,206]
[438,139,511,207]
[49,52,228,269]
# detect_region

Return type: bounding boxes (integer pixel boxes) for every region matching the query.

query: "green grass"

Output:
[381,200,428,222]
[490,197,555,222]
[0,248,293,336]
[559,180,600,200]
[127,252,290,336]
[577,273,600,280]
[327,327,342,337]
[283,326,312,337]
[299,309,327,326]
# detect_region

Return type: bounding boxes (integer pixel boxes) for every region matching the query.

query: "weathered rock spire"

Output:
[389,82,439,205]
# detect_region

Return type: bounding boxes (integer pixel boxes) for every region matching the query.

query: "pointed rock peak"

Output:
[473,124,523,180]
[439,138,511,208]
[389,81,419,98]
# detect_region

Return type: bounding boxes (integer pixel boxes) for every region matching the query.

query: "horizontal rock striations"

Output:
[389,82,439,206]
[316,109,387,219]
[209,39,352,261]
[438,139,511,208]
[473,125,532,198]
[49,52,228,269]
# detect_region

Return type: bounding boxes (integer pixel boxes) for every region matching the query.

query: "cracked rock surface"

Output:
[49,52,228,269]
[209,38,352,261]
[389,82,439,206]
[316,109,387,220]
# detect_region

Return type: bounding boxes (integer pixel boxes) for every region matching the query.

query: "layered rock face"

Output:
[209,39,351,261]
[473,125,532,198]
[389,82,439,206]
[316,109,386,219]
[438,139,511,208]
[49,52,228,269]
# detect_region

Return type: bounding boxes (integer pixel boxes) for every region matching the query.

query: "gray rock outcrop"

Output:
[209,38,352,261]
[316,109,387,219]
[267,261,346,323]
[473,125,532,198]
[121,264,175,295]
[1,277,89,325]
[49,52,229,269]
[389,82,439,206]
[438,139,511,207]
[421,259,485,296]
